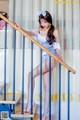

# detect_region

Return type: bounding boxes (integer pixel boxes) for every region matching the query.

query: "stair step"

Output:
[11,113,34,118]
[34,114,40,120]
[0,92,21,104]
[11,103,34,118]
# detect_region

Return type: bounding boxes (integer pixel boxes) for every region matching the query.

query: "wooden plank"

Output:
[11,114,34,118]
[34,114,40,120]
[33,114,55,120]
[11,104,34,118]
[0,92,21,104]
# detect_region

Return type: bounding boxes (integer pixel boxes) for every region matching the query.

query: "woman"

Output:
[16,11,62,120]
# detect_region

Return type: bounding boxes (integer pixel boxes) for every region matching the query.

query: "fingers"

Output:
[14,22,21,28]
[57,56,63,61]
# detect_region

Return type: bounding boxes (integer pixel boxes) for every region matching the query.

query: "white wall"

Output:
[0,0,80,101]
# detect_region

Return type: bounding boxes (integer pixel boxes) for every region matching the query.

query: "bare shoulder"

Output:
[53,29,59,39]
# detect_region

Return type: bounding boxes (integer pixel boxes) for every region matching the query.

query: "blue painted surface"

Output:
[12,29,16,113]
[0,104,11,118]
[4,22,7,100]
[58,63,61,120]
[49,56,51,120]
[13,29,16,101]
[40,49,42,120]
[31,42,33,120]
[21,36,25,114]
[68,71,70,120]
[0,88,2,96]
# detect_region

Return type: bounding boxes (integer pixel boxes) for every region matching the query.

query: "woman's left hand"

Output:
[56,49,63,61]
[56,54,63,61]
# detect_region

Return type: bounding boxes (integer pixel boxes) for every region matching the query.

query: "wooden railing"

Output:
[0,14,76,120]
[0,14,76,74]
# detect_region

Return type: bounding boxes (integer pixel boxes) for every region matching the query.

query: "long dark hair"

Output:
[38,11,56,45]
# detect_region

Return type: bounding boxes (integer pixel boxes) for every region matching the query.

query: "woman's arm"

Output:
[21,27,35,36]
[53,29,63,61]
[14,23,35,36]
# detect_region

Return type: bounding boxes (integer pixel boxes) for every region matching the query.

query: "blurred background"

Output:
[0,0,80,103]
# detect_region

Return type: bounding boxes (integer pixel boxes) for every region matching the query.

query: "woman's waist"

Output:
[42,47,56,56]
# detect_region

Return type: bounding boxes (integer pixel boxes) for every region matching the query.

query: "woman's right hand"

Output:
[14,22,21,29]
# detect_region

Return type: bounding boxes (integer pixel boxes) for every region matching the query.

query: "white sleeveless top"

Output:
[33,30,60,55]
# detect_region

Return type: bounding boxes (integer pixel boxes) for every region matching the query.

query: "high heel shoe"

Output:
[24,101,37,114]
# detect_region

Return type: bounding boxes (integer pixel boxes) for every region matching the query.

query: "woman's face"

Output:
[40,18,50,29]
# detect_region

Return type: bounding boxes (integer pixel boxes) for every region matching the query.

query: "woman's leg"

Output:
[26,58,57,111]
[43,72,49,117]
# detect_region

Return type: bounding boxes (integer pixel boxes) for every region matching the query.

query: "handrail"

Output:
[0,14,76,74]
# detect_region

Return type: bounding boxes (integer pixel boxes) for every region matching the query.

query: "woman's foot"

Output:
[42,112,49,120]
[24,101,37,114]
[24,103,31,113]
